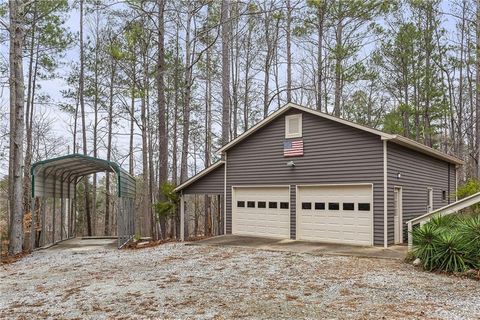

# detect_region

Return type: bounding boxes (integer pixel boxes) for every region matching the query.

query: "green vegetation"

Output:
[456,178,480,200]
[154,182,179,220]
[412,214,480,273]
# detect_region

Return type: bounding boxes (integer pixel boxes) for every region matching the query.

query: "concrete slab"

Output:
[189,235,407,260]
[43,237,117,252]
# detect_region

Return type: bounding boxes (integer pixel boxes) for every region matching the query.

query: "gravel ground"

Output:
[0,243,479,320]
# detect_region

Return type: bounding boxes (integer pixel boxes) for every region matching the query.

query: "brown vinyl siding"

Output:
[387,142,452,244]
[225,109,386,245]
[182,164,224,195]
[449,163,457,203]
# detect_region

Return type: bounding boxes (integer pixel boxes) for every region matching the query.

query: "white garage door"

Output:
[232,186,290,239]
[297,185,373,245]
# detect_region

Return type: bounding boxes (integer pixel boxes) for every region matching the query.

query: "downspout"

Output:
[455,165,458,202]
[383,139,388,248]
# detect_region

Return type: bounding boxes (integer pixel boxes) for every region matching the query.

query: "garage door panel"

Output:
[297,185,373,246]
[233,186,290,239]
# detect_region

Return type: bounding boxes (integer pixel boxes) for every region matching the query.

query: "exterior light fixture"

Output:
[397,172,402,179]
[287,161,295,167]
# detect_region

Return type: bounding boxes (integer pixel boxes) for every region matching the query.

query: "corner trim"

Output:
[224,152,227,235]
[383,139,388,248]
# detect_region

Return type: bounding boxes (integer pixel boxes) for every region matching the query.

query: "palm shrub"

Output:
[458,215,480,269]
[412,213,480,273]
[412,222,441,270]
[432,232,468,273]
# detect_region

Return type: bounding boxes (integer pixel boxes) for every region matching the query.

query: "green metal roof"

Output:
[31,154,136,198]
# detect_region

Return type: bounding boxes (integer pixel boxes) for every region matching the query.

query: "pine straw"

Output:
[0,251,29,265]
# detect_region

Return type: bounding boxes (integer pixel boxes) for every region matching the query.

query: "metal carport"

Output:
[30,154,136,249]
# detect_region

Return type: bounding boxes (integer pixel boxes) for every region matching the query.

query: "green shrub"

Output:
[154,182,179,219]
[456,179,480,212]
[432,232,468,273]
[412,213,480,273]
[412,223,441,270]
[428,214,457,230]
[458,215,480,268]
[456,179,480,200]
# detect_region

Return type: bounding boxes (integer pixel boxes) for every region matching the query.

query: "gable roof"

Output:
[218,103,464,165]
[174,160,225,192]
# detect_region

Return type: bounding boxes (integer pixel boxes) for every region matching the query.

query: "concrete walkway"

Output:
[43,237,117,252]
[189,235,407,260]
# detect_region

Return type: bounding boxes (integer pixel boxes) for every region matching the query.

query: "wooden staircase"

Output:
[406,192,480,251]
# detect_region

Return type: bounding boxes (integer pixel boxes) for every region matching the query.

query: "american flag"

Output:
[284,139,304,157]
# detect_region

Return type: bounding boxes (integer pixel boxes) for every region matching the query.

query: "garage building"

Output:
[175,103,463,247]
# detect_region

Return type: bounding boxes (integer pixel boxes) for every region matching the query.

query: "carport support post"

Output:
[60,175,64,241]
[180,193,185,241]
[30,195,36,251]
[41,172,46,246]
[67,180,71,238]
[52,174,56,244]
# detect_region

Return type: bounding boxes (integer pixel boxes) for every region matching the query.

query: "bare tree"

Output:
[157,0,168,239]
[79,0,92,236]
[221,0,231,144]
[8,0,26,254]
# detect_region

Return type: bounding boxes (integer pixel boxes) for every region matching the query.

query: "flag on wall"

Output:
[284,139,304,157]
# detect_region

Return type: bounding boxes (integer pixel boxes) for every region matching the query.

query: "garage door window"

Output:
[247,201,255,208]
[258,201,266,208]
[302,202,312,209]
[315,202,325,210]
[237,201,245,208]
[280,202,289,209]
[328,202,340,210]
[358,203,370,211]
[343,203,354,210]
[269,202,277,208]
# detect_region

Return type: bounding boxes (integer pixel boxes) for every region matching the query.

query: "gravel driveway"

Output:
[1,242,479,319]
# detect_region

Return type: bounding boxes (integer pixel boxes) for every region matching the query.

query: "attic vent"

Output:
[285,114,302,139]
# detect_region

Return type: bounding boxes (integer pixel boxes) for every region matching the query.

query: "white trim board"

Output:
[383,140,388,248]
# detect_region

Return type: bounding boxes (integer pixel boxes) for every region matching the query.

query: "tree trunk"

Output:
[221,0,231,145]
[92,10,100,235]
[334,7,343,118]
[157,0,168,239]
[204,3,213,237]
[476,0,480,177]
[129,64,135,176]
[316,1,325,111]
[105,59,115,236]
[286,0,292,103]
[172,29,179,186]
[8,0,26,255]
[79,0,92,236]
[180,6,192,184]
[23,4,37,217]
[243,17,253,131]
[141,44,152,237]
